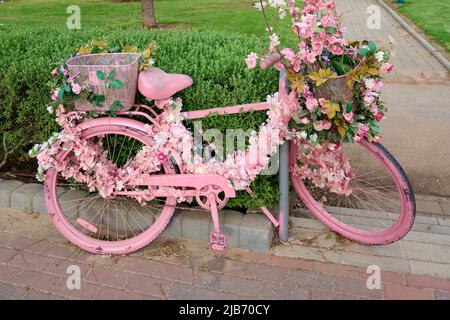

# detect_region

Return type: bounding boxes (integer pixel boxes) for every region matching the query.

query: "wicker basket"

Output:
[66,53,140,111]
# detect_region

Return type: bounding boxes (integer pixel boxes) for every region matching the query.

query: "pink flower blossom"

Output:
[344,112,354,123]
[51,89,60,101]
[373,81,384,92]
[375,113,384,121]
[59,66,68,76]
[51,70,58,77]
[299,117,310,124]
[321,15,334,27]
[363,95,375,106]
[305,97,319,111]
[269,34,280,52]
[313,120,332,131]
[71,83,82,95]
[380,63,393,74]
[364,78,376,90]
[357,123,369,138]
[157,152,168,162]
[245,52,258,69]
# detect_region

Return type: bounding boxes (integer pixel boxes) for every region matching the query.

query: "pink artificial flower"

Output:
[51,69,58,77]
[299,117,310,124]
[373,80,384,92]
[375,113,384,121]
[363,95,375,105]
[371,104,378,114]
[344,111,354,123]
[71,83,82,95]
[380,63,394,74]
[245,52,258,69]
[321,15,334,27]
[364,78,376,90]
[327,44,344,55]
[157,152,168,162]
[269,34,280,52]
[280,48,296,64]
[51,89,60,101]
[318,98,327,106]
[313,120,332,131]
[59,66,68,76]
[357,123,369,138]
[305,97,319,112]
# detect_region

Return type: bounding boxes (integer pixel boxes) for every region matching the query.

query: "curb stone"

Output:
[0,180,24,208]
[377,0,450,71]
[10,183,43,212]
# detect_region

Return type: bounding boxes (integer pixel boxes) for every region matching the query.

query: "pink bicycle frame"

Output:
[180,61,290,231]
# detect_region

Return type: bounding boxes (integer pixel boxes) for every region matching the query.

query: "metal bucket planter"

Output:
[316,75,354,104]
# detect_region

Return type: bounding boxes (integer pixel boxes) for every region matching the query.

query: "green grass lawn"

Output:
[0,0,296,45]
[393,0,450,52]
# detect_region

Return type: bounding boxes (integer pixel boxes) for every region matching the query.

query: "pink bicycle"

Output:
[40,52,416,255]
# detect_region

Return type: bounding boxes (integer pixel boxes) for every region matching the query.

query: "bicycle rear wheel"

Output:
[44,120,177,255]
[290,139,416,245]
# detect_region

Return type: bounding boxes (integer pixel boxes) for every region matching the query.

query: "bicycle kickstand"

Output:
[208,193,227,252]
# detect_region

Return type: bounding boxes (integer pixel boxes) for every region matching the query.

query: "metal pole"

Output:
[278,67,290,242]
[279,142,290,242]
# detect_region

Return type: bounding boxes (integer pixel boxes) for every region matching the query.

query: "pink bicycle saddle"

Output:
[138,67,193,100]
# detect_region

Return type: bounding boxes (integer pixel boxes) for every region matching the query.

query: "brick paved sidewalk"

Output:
[0,209,449,300]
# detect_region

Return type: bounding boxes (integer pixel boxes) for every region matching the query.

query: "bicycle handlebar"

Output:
[260,53,282,70]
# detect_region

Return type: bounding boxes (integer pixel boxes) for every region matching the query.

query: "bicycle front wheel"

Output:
[290,139,416,245]
[44,120,177,255]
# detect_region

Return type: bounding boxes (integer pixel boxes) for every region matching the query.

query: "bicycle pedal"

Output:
[210,232,227,252]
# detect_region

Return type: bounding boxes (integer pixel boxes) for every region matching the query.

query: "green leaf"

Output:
[107,100,124,116]
[359,48,369,57]
[370,120,381,132]
[96,70,105,80]
[91,46,102,54]
[368,41,377,53]
[111,79,123,89]
[64,84,71,93]
[331,59,352,76]
[108,70,116,80]
[346,102,353,113]
[90,94,105,107]
[325,26,337,34]
[57,88,65,100]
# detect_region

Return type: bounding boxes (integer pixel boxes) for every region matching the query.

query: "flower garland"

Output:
[30,93,294,201]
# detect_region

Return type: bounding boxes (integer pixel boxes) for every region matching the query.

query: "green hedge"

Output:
[0,25,280,209]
